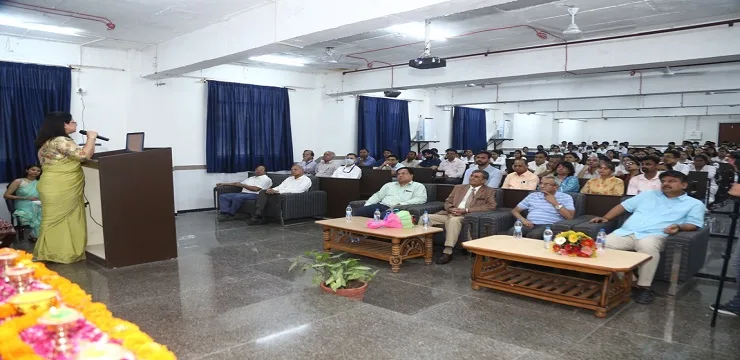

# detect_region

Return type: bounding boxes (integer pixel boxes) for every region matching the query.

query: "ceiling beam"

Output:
[552,106,740,119]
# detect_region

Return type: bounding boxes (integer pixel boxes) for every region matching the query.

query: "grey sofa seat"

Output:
[478,192,585,239]
[213,172,327,225]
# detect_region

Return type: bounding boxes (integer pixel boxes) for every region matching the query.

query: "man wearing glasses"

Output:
[509,176,576,239]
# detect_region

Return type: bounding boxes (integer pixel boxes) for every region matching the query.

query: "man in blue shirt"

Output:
[463,151,503,188]
[510,175,576,239]
[374,149,393,167]
[419,149,441,169]
[591,170,705,305]
[355,148,376,166]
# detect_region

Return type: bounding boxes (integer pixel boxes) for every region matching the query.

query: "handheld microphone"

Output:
[79,130,109,141]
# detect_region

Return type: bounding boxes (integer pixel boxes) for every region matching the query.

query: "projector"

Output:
[384,90,401,98]
[409,56,446,69]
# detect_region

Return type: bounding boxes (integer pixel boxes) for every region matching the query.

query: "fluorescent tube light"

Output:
[387,22,450,41]
[248,55,307,67]
[0,15,82,36]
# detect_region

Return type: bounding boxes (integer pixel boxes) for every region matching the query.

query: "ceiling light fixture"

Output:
[0,15,82,36]
[248,55,307,67]
[387,22,451,42]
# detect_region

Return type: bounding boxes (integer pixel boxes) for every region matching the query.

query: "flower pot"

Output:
[319,281,368,301]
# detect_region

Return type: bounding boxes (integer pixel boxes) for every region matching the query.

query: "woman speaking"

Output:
[34,112,98,263]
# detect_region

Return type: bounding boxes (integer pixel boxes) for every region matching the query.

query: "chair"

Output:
[413,167,436,184]
[4,184,28,243]
[348,183,440,218]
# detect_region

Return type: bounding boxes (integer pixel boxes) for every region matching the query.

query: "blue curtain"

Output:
[357,96,410,159]
[452,106,487,152]
[0,61,71,182]
[206,81,293,173]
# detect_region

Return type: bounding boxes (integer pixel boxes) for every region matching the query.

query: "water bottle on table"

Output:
[373,208,381,223]
[345,205,353,222]
[513,219,523,239]
[421,211,430,230]
[543,226,553,249]
[596,229,607,252]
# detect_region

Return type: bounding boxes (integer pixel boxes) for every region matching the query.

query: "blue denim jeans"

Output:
[219,193,257,215]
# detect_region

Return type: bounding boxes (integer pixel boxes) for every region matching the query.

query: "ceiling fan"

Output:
[661,66,706,77]
[562,7,582,37]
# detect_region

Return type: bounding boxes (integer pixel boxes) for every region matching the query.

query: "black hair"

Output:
[422,149,433,155]
[383,149,393,153]
[563,152,579,160]
[346,153,357,157]
[24,164,42,178]
[477,150,491,158]
[599,161,616,172]
[693,154,709,163]
[445,148,456,153]
[397,167,414,175]
[557,161,575,176]
[642,155,661,165]
[407,150,417,155]
[387,154,398,160]
[548,153,562,160]
[659,170,688,183]
[664,149,680,158]
[535,151,548,157]
[513,150,522,155]
[303,149,315,157]
[35,111,73,149]
[470,169,490,180]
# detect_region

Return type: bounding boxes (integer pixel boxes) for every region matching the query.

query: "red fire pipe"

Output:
[3,0,116,30]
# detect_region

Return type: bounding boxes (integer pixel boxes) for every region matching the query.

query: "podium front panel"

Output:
[82,164,106,260]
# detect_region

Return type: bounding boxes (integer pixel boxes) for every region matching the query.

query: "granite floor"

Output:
[17,211,740,360]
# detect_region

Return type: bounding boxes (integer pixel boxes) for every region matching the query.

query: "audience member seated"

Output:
[374,149,393,167]
[590,170,705,304]
[712,147,729,163]
[511,150,524,160]
[216,165,272,221]
[627,155,661,195]
[353,167,427,217]
[522,146,530,155]
[315,151,339,177]
[679,150,692,165]
[580,162,625,196]
[3,164,42,240]
[463,151,503,188]
[663,149,690,175]
[619,158,641,188]
[554,162,580,193]
[614,155,635,176]
[429,170,497,264]
[491,150,506,167]
[297,150,316,174]
[578,154,600,179]
[528,151,548,176]
[438,148,467,184]
[463,149,475,164]
[501,159,538,190]
[549,145,562,156]
[538,154,562,178]
[419,149,441,169]
[563,152,584,174]
[401,151,420,168]
[356,148,376,166]
[509,175,575,238]
[331,153,362,179]
[248,165,312,225]
[689,154,718,204]
[376,154,404,175]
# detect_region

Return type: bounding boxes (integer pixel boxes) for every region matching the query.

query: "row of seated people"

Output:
[351,168,705,305]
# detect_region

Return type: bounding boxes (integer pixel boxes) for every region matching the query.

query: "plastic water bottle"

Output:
[345,205,352,222]
[543,226,553,249]
[421,211,430,230]
[513,220,523,239]
[596,229,607,252]
[373,209,381,223]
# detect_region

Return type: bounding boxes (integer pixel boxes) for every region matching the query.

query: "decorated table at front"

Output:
[0,248,176,360]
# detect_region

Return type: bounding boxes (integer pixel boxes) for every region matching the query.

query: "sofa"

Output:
[213,172,327,225]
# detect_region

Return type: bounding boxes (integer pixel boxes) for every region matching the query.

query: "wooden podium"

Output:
[81,148,177,268]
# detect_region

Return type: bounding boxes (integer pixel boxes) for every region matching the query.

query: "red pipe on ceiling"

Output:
[3,0,116,30]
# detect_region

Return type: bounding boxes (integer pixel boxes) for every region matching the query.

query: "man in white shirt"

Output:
[528,151,548,176]
[438,148,467,184]
[216,165,273,220]
[463,151,503,188]
[249,165,313,225]
[578,154,600,179]
[463,149,475,164]
[563,152,584,174]
[331,153,362,179]
[663,149,690,175]
[315,151,339,177]
[400,151,420,168]
[690,154,718,204]
[627,155,662,195]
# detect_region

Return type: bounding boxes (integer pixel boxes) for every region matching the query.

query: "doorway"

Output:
[718,123,740,144]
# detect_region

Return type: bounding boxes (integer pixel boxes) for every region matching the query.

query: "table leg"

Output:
[595,274,610,318]
[623,271,634,305]
[471,254,482,290]
[323,227,331,253]
[390,237,402,273]
[424,234,432,265]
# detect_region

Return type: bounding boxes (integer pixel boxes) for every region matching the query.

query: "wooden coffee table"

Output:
[316,217,443,273]
[463,235,652,318]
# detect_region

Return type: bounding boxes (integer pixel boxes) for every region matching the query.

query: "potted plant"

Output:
[289,250,378,301]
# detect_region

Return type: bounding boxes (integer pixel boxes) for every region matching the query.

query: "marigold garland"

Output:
[0,250,177,360]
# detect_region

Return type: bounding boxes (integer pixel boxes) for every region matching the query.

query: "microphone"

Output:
[79,130,109,141]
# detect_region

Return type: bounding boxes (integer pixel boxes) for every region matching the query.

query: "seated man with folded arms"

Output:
[502,159,538,190]
[374,149,393,167]
[590,170,705,304]
[430,170,497,264]
[331,153,362,179]
[510,176,575,238]
[249,165,312,225]
[438,148,467,184]
[315,151,339,177]
[376,154,404,175]
[353,167,427,217]
[216,165,272,221]
[463,151,503,188]
[419,149,441,169]
[297,150,317,175]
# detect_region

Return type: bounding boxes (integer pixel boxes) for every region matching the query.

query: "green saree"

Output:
[34,157,87,263]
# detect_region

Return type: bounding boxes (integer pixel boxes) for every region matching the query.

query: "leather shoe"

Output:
[436,253,453,264]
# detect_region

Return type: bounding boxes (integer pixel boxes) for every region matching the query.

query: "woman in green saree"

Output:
[34,112,98,264]
[3,164,42,240]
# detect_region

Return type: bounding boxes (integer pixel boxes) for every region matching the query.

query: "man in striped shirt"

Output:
[509,175,576,239]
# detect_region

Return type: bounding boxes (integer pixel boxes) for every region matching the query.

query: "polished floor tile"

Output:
[17,212,740,360]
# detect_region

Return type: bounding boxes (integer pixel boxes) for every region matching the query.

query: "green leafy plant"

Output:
[289,250,378,291]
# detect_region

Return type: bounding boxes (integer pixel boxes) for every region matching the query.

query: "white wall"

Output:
[509,113,555,149]
[579,115,740,145]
